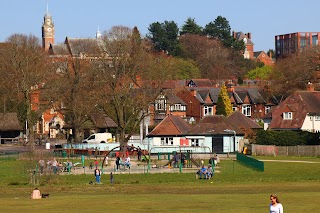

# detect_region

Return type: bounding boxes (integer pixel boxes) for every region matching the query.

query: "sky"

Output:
[1,0,320,52]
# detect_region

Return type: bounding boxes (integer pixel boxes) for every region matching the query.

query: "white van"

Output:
[82,133,112,144]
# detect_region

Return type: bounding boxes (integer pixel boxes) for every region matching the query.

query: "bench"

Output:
[119,162,131,170]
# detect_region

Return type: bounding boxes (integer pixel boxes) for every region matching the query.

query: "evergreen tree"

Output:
[204,16,244,52]
[147,21,181,56]
[180,17,203,35]
[216,84,233,116]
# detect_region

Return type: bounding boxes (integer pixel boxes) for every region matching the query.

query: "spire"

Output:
[45,2,51,17]
[96,26,102,39]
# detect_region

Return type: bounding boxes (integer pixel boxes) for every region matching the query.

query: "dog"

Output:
[41,193,49,198]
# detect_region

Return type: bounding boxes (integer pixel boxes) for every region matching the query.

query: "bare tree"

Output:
[270,46,320,96]
[179,34,239,79]
[93,26,173,149]
[43,56,97,143]
[0,34,49,151]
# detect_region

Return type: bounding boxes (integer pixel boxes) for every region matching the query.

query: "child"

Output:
[110,172,114,184]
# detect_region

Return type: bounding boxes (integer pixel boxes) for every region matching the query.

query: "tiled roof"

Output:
[187,115,244,135]
[235,32,254,45]
[166,94,186,105]
[227,111,262,129]
[269,91,320,130]
[90,113,118,128]
[50,43,69,55]
[67,38,105,56]
[148,115,191,136]
[0,113,23,131]
[254,51,263,58]
[188,79,214,87]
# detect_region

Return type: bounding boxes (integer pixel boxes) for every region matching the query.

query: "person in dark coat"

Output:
[115,156,120,171]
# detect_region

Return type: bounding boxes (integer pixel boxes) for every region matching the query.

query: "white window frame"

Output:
[265,106,271,114]
[155,98,166,111]
[160,137,174,145]
[204,106,213,116]
[283,112,292,120]
[242,105,251,116]
[191,139,199,147]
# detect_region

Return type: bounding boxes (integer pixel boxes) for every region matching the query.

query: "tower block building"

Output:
[42,10,54,51]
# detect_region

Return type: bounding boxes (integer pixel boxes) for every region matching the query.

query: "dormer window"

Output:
[204,106,213,116]
[283,112,292,120]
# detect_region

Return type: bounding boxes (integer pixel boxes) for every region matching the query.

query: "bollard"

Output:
[168,153,170,161]
[158,152,160,160]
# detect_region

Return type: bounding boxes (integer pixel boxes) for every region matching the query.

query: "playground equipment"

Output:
[101,145,149,169]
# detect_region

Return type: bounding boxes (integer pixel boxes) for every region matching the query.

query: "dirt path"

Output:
[261,160,320,163]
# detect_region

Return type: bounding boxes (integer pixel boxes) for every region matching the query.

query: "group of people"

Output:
[115,155,131,170]
[208,154,220,167]
[38,158,60,174]
[196,165,214,179]
[172,153,187,168]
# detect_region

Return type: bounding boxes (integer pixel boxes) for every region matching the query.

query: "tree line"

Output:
[1,16,319,150]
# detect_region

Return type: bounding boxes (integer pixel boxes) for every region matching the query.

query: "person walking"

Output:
[270,194,283,213]
[94,167,101,183]
[137,146,142,161]
[115,156,120,171]
[52,158,58,174]
[39,159,45,174]
[105,156,109,167]
[94,159,99,168]
[110,172,114,185]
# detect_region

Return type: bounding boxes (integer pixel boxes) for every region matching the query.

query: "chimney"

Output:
[306,82,314,91]
[247,32,251,39]
[226,80,234,92]
[190,88,196,96]
[233,31,236,39]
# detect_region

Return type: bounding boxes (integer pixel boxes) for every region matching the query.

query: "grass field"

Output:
[1,155,320,212]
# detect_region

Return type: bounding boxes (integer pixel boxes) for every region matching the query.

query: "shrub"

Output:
[256,130,320,146]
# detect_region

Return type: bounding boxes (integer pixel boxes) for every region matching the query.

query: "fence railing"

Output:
[236,153,264,172]
[252,144,320,156]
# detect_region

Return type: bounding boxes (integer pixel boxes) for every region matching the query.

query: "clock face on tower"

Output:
[47,27,52,32]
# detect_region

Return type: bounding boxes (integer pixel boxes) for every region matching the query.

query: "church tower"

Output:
[42,6,54,51]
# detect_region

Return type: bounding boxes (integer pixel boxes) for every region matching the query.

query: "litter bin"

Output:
[62,150,67,158]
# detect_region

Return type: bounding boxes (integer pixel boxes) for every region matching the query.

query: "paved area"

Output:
[1,141,228,175]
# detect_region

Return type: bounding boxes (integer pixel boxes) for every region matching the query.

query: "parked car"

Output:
[82,133,112,144]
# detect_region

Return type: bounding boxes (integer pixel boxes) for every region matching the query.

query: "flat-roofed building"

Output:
[275,32,320,59]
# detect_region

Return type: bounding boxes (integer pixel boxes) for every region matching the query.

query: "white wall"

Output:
[301,115,320,132]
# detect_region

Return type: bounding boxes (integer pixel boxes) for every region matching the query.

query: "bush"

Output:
[256,130,320,146]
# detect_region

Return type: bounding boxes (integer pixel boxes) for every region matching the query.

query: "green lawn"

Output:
[0,156,320,212]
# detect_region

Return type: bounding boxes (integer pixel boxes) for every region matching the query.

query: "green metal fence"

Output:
[236,153,264,172]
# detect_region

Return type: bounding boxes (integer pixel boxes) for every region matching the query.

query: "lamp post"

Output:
[224,129,236,152]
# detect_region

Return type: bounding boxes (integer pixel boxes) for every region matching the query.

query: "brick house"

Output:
[264,90,320,132]
[254,51,274,66]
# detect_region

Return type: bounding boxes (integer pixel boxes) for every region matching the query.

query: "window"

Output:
[232,106,237,111]
[310,116,320,121]
[160,137,174,145]
[242,105,251,116]
[204,106,213,116]
[191,139,199,146]
[265,106,271,114]
[283,112,292,120]
[155,96,166,111]
[170,104,184,111]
